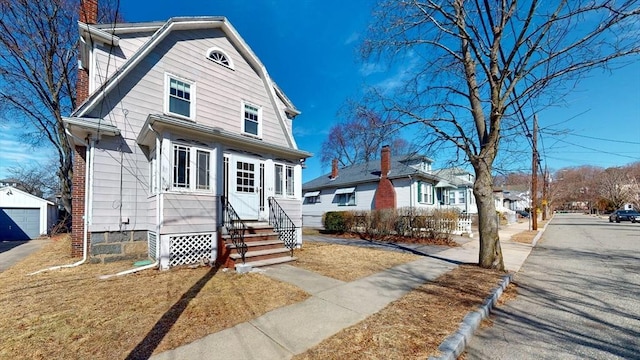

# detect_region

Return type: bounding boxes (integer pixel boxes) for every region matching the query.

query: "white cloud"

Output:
[344,31,360,45]
[371,50,421,93]
[0,131,54,178]
[359,62,386,76]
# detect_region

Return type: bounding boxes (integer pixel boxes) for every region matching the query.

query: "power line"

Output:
[554,138,640,160]
[566,133,640,145]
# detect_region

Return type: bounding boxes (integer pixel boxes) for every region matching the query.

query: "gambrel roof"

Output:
[72,16,301,149]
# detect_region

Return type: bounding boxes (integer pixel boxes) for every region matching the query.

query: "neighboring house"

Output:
[502,190,529,211]
[301,146,477,228]
[431,167,477,214]
[0,186,58,241]
[0,179,28,193]
[64,3,309,270]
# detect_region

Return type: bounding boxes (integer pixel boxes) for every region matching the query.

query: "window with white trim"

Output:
[166,74,194,119]
[206,47,234,69]
[274,164,294,197]
[417,182,433,204]
[172,143,212,192]
[337,192,356,206]
[242,102,261,136]
[335,187,356,206]
[449,191,456,204]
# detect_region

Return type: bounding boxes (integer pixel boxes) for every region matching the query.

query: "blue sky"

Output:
[1,1,638,182]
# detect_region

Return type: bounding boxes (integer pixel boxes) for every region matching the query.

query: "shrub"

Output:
[323,211,348,233]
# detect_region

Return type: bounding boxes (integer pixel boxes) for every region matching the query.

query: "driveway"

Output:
[0,239,50,272]
[466,213,640,359]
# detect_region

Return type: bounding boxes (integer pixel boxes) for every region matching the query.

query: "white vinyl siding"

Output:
[161,193,217,234]
[89,137,151,232]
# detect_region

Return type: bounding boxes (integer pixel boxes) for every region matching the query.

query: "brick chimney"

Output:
[71,0,98,258]
[374,145,396,209]
[330,158,338,180]
[77,0,97,105]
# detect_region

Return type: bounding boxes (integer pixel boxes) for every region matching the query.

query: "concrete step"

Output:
[235,256,297,270]
[226,239,283,252]
[229,247,292,263]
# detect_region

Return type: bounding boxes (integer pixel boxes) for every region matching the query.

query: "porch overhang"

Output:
[435,180,456,188]
[137,114,312,161]
[63,116,120,145]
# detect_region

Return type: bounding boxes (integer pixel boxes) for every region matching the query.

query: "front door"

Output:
[229,155,261,220]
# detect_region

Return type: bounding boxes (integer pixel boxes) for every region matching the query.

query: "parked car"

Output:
[608,209,640,223]
[516,210,530,218]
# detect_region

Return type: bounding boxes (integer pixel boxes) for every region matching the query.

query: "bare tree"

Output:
[362,0,640,269]
[7,159,60,199]
[0,0,120,214]
[597,166,639,210]
[320,100,411,167]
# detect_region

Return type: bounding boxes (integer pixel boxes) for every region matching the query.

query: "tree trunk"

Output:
[473,163,505,270]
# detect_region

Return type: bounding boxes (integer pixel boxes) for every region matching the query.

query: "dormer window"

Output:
[206,47,233,69]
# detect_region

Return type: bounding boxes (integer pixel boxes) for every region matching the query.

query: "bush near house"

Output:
[323,208,461,243]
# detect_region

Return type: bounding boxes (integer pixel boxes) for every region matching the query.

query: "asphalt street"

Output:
[466,213,640,359]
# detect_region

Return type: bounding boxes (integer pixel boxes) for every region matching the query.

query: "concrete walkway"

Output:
[151,220,539,360]
[0,239,51,273]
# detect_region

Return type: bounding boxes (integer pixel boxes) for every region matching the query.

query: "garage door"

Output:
[0,208,40,241]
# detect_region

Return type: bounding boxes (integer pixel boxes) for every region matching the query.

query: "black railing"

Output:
[221,196,247,264]
[268,197,297,256]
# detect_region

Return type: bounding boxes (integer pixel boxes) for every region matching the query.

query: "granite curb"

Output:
[429,214,554,360]
[428,273,513,360]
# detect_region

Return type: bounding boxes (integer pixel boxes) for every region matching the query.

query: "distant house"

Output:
[63,3,310,270]
[0,186,58,241]
[302,146,477,228]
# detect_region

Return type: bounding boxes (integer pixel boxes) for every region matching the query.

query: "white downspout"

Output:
[30,132,92,275]
[100,125,161,279]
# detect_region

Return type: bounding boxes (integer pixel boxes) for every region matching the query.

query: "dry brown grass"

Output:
[0,235,308,359]
[294,265,507,360]
[511,219,549,244]
[294,242,421,281]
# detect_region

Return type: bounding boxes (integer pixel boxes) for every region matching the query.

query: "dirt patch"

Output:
[294,242,421,282]
[511,219,549,244]
[0,235,308,359]
[294,265,507,360]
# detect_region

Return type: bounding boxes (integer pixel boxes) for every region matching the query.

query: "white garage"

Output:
[0,186,58,241]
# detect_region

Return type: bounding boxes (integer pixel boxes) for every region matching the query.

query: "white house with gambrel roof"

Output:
[65,3,310,270]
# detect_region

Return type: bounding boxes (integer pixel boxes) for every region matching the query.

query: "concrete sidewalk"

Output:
[151,220,540,360]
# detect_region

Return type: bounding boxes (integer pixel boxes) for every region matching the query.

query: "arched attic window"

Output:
[206,47,234,69]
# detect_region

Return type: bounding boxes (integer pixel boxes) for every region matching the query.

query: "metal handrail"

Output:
[268,197,297,256]
[221,196,247,264]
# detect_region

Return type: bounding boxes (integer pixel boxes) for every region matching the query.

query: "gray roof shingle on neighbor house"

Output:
[303,155,441,191]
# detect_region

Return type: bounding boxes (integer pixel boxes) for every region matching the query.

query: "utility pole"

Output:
[542,165,548,221]
[531,115,538,230]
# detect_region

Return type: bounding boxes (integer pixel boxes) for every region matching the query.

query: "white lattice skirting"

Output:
[169,233,214,267]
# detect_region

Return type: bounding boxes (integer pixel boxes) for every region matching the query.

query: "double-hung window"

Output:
[417,182,433,204]
[242,102,261,137]
[449,191,457,204]
[274,164,295,197]
[335,187,356,206]
[166,74,194,119]
[172,143,211,192]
